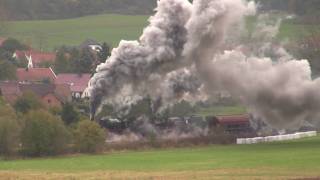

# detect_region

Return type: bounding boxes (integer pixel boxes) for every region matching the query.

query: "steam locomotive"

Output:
[98,115,255,136]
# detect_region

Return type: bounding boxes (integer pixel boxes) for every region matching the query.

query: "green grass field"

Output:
[3,14,149,51]
[195,106,247,116]
[2,13,319,52]
[1,136,320,179]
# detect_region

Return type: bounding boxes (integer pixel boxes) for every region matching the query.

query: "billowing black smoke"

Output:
[89,0,320,131]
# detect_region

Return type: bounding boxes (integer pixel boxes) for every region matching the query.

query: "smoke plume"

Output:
[89,0,320,130]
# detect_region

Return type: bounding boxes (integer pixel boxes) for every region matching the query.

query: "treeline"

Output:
[2,0,156,20]
[0,95,106,157]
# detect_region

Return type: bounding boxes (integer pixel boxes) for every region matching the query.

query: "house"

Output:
[13,50,56,67]
[216,115,252,134]
[213,115,254,135]
[55,73,91,99]
[16,68,56,83]
[0,81,71,108]
[19,83,71,108]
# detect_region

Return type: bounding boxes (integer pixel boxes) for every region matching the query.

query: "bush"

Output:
[1,38,29,53]
[14,91,43,114]
[73,120,106,153]
[0,60,16,81]
[0,105,20,156]
[61,103,80,125]
[21,110,70,156]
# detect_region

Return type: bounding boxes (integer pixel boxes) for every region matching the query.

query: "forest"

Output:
[1,0,320,20]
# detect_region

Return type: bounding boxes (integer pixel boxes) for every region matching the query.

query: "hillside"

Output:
[2,13,317,51]
[1,0,156,20]
[3,14,149,51]
[1,136,320,179]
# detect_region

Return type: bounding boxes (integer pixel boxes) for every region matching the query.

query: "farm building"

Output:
[13,50,56,67]
[55,73,91,99]
[16,67,57,83]
[212,115,254,135]
[0,81,71,108]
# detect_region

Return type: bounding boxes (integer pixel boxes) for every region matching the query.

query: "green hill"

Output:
[3,14,149,51]
[2,13,318,52]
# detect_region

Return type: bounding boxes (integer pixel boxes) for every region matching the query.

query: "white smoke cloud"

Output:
[206,50,320,129]
[89,0,320,130]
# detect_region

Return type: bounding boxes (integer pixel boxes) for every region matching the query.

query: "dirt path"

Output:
[1,169,318,180]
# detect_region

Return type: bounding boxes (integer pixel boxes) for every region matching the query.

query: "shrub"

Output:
[0,105,20,156]
[74,120,106,153]
[14,91,43,114]
[21,110,70,156]
[0,60,16,81]
[1,38,29,53]
[61,103,80,125]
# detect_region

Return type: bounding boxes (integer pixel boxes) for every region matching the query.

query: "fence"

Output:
[236,131,317,144]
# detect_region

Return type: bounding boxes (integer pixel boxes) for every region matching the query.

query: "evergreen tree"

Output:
[0,60,16,80]
[61,103,80,125]
[98,42,111,63]
[74,48,94,74]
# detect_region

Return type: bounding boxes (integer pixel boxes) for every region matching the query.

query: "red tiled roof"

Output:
[16,68,56,82]
[55,74,91,92]
[15,50,56,66]
[0,81,71,105]
[217,115,249,125]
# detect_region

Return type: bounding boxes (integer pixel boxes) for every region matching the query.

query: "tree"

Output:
[21,110,70,156]
[54,46,72,73]
[169,100,195,118]
[74,48,94,74]
[1,38,28,53]
[54,46,95,74]
[73,120,105,153]
[14,91,43,114]
[0,60,16,80]
[0,104,20,156]
[61,103,80,125]
[98,42,111,63]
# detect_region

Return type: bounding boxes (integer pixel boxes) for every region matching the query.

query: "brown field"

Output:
[1,168,319,180]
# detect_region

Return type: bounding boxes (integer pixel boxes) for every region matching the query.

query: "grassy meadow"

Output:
[2,13,319,51]
[3,14,149,51]
[195,106,247,116]
[1,136,320,179]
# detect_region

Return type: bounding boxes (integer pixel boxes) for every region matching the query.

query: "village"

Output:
[1,0,320,179]
[0,36,259,140]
